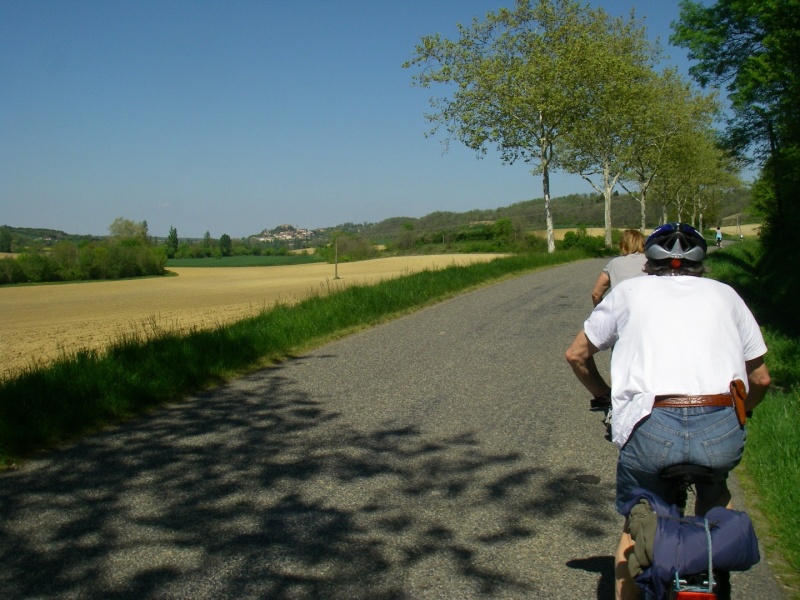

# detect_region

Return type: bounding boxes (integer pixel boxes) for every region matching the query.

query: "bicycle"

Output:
[590,397,745,600]
[656,463,730,600]
[590,394,613,441]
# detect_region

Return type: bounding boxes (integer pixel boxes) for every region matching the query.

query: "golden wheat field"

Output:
[0,254,503,378]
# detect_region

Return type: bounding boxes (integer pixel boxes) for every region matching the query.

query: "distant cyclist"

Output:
[715,226,723,247]
[565,223,771,600]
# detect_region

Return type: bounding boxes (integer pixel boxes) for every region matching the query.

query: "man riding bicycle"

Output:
[565,223,771,600]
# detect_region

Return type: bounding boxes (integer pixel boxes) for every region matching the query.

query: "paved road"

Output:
[0,259,785,599]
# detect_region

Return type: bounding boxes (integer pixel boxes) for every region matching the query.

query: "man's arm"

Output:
[745,355,771,411]
[591,272,611,307]
[565,330,611,398]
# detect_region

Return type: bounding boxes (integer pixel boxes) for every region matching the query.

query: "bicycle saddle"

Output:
[660,464,716,485]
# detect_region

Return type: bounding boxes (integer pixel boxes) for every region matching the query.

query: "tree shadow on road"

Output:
[0,357,617,599]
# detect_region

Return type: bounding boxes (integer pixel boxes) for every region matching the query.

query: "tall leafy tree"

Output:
[0,227,12,253]
[672,0,800,329]
[404,0,608,252]
[672,0,800,161]
[560,7,659,246]
[166,226,179,259]
[219,234,232,257]
[683,134,741,231]
[650,127,739,228]
[618,68,719,232]
[108,217,148,241]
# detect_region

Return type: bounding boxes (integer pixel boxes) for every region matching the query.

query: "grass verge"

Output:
[0,250,586,467]
[707,242,800,596]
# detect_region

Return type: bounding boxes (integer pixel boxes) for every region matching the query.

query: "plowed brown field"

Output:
[0,254,502,378]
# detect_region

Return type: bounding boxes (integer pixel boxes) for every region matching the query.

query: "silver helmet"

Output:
[645,223,707,262]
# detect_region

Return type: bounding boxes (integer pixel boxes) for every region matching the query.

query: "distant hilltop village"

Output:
[250,224,326,244]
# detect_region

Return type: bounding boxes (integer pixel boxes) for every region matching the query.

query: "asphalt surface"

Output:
[0,258,786,599]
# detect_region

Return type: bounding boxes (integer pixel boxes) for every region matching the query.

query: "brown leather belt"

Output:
[653,393,733,408]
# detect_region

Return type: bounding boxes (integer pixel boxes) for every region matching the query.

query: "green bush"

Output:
[706,243,800,580]
[316,234,379,263]
[16,252,62,282]
[0,238,166,285]
[0,257,25,284]
[558,227,609,256]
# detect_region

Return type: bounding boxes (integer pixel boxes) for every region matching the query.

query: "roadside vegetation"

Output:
[705,241,800,590]
[0,218,165,285]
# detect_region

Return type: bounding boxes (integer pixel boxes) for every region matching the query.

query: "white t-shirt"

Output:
[584,275,767,448]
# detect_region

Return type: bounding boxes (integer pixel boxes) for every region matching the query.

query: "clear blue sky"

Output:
[1,1,699,238]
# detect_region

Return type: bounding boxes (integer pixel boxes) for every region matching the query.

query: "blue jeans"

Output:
[616,406,745,514]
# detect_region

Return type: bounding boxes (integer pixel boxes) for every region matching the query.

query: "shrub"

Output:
[559,227,609,256]
[317,234,379,263]
[15,252,61,283]
[0,239,165,285]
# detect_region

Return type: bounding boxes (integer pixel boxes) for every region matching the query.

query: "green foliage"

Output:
[351,190,752,248]
[0,227,11,252]
[0,237,166,285]
[166,226,179,259]
[108,217,148,240]
[404,0,652,253]
[705,241,800,582]
[219,233,232,257]
[619,68,722,232]
[672,0,800,341]
[518,234,549,254]
[0,217,169,283]
[753,153,800,335]
[671,0,800,160]
[316,234,379,263]
[176,240,211,259]
[492,218,514,242]
[380,217,541,255]
[708,219,799,338]
[15,252,61,282]
[558,227,612,256]
[741,385,800,578]
[0,226,97,253]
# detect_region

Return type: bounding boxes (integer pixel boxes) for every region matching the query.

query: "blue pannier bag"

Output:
[621,488,760,600]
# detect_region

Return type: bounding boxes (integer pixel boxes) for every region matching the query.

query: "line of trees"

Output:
[0,218,165,285]
[671,0,800,332]
[167,229,295,259]
[403,0,743,251]
[0,219,311,284]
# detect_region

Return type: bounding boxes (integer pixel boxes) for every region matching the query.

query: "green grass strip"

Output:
[707,243,800,590]
[0,250,585,465]
[740,384,800,585]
